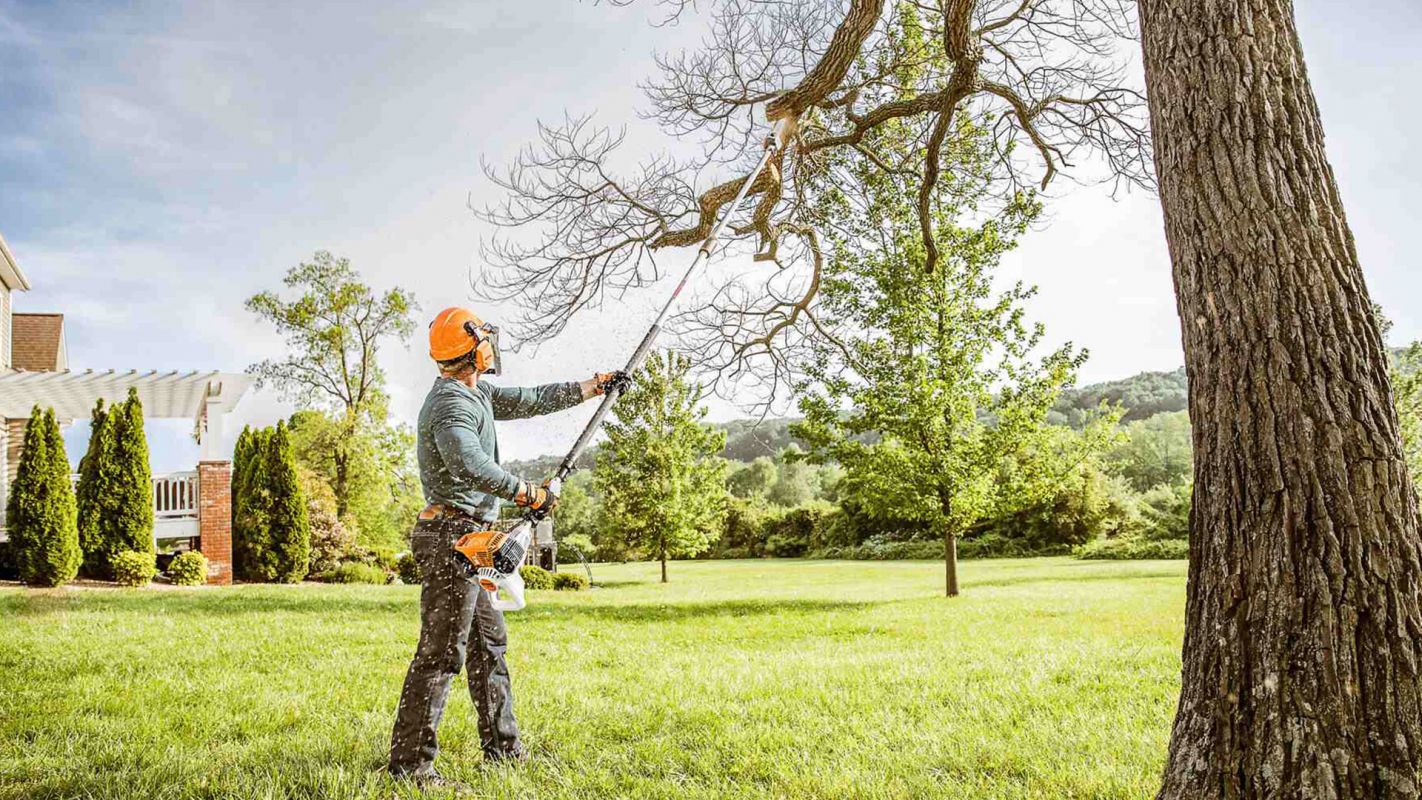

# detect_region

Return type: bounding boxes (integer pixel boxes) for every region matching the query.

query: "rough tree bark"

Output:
[1140,1,1422,797]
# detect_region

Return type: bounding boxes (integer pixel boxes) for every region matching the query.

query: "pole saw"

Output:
[452,116,796,611]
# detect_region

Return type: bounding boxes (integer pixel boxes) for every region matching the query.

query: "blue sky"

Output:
[1,0,1419,471]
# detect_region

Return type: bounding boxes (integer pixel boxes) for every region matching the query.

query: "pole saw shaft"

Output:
[552,119,792,484]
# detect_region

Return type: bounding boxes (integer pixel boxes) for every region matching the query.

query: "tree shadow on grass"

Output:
[965,565,1183,591]
[517,596,876,624]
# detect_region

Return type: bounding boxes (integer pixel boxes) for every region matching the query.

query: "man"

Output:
[389,306,623,787]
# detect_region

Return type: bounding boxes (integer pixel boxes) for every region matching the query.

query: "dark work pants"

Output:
[389,518,522,773]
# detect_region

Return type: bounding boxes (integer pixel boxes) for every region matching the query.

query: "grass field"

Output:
[1,558,1186,799]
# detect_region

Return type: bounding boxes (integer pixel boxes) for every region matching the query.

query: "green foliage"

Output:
[75,399,113,577]
[1049,368,1188,428]
[1137,482,1191,541]
[1075,537,1190,560]
[796,108,1084,589]
[168,551,208,586]
[108,389,156,559]
[726,456,777,500]
[1107,411,1192,492]
[8,406,80,587]
[286,409,420,552]
[552,571,589,591]
[1393,341,1422,489]
[302,475,355,578]
[396,552,421,585]
[76,392,154,577]
[319,562,387,584]
[111,550,156,587]
[761,501,840,558]
[519,564,555,590]
[765,446,822,507]
[550,471,598,556]
[595,351,729,580]
[233,423,311,583]
[246,252,417,527]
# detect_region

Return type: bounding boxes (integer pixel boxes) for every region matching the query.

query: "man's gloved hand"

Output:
[515,479,559,513]
[593,370,632,396]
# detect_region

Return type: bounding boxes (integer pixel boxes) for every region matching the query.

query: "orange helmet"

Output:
[429,307,501,375]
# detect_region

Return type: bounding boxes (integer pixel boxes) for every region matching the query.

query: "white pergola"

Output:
[0,369,252,459]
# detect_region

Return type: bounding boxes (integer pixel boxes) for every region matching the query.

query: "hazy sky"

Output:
[1,0,1419,471]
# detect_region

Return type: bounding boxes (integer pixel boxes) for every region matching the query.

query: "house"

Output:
[0,232,248,584]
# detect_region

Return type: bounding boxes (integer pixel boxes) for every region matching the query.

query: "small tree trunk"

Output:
[1139,0,1422,795]
[944,531,958,597]
[333,447,349,518]
[660,541,668,584]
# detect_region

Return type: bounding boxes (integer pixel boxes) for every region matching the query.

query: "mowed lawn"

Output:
[1,558,1186,800]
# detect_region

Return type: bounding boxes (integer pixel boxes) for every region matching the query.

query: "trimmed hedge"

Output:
[320,561,387,584]
[112,550,156,587]
[519,564,554,590]
[168,551,208,586]
[1075,537,1189,560]
[552,571,589,591]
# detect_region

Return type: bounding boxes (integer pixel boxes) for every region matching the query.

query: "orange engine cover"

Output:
[453,530,506,569]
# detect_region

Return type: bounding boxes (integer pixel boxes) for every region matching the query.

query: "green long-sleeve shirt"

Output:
[417,377,584,522]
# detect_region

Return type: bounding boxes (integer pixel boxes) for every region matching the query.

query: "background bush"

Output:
[396,552,421,585]
[552,571,589,591]
[519,564,554,590]
[319,562,387,584]
[8,406,81,587]
[111,549,156,587]
[168,551,208,586]
[1075,537,1189,560]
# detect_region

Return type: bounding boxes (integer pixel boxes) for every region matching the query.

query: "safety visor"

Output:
[464,320,502,376]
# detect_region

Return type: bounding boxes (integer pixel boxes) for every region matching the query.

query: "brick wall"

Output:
[197,460,233,585]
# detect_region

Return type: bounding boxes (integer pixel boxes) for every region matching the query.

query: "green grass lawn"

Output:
[0,558,1185,799]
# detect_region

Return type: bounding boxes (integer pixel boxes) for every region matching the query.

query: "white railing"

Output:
[153,471,199,520]
[56,470,202,543]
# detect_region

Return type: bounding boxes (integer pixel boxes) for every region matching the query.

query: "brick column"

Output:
[197,460,233,585]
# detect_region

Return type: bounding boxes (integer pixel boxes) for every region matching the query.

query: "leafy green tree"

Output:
[726,456,778,500]
[1393,341,1422,489]
[796,94,1082,595]
[285,408,419,551]
[551,470,598,560]
[8,407,80,586]
[1107,411,1193,492]
[106,389,155,559]
[245,251,416,518]
[75,398,114,577]
[766,446,820,507]
[595,351,728,582]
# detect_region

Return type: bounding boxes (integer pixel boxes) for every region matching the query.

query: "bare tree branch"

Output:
[479,0,1153,405]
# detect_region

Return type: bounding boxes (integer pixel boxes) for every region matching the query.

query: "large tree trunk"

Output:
[1139,1,1422,797]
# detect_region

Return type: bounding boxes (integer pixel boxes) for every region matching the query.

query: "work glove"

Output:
[515,479,559,513]
[593,370,632,396]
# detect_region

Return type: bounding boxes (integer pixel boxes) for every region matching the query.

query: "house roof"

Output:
[0,233,32,292]
[0,369,252,429]
[11,313,66,372]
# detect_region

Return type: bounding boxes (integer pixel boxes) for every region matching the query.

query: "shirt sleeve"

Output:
[486,381,584,421]
[431,401,523,500]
